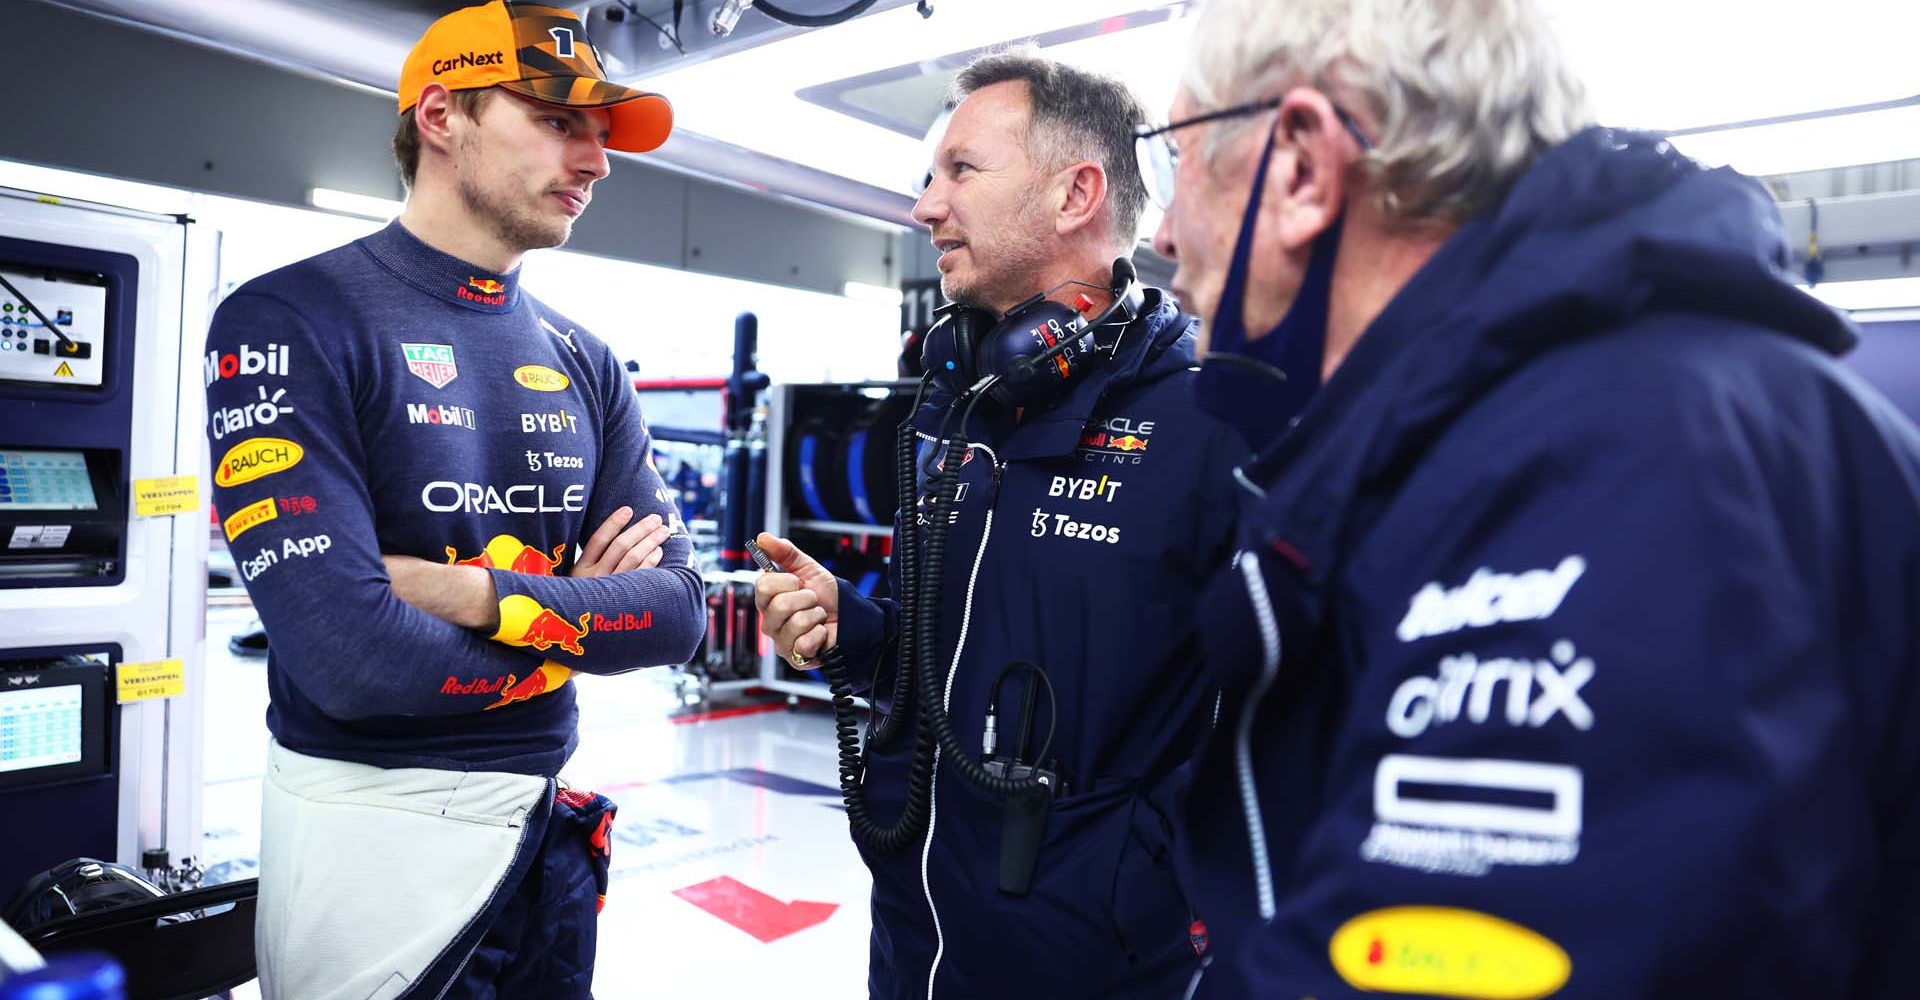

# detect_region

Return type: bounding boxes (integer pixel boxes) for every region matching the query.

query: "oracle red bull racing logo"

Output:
[446,534,567,575]
[1077,415,1155,465]
[494,593,591,656]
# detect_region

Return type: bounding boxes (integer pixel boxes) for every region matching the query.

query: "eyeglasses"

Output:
[1134,98,1373,210]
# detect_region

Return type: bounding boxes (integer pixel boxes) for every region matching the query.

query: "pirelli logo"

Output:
[223,496,278,542]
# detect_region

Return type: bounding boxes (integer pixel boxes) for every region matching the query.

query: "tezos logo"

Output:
[1029,507,1121,544]
[526,450,586,472]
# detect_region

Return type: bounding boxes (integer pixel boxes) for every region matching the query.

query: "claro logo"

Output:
[215,437,304,488]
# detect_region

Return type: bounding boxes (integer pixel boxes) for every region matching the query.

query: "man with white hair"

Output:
[1145,0,1920,996]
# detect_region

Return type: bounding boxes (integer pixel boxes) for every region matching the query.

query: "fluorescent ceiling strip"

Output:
[1801,277,1920,313]
[843,280,904,305]
[307,187,404,220]
[1668,105,1920,178]
[639,0,1184,193]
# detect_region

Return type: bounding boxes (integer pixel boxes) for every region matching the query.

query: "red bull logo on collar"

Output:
[446,534,567,575]
[494,593,591,656]
[459,276,508,306]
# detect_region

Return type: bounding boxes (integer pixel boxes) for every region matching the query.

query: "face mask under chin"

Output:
[1192,116,1340,452]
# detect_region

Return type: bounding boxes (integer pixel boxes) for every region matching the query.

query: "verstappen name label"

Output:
[132,476,199,518]
[116,659,186,705]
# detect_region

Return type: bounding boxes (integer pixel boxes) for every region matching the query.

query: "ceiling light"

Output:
[637,0,1185,194]
[1667,104,1920,178]
[1800,277,1920,313]
[307,187,403,220]
[843,280,904,306]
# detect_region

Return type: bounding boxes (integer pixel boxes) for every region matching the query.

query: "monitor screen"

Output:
[0,683,84,774]
[0,449,97,511]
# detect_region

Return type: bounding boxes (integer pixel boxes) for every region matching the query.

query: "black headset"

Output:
[920,258,1146,407]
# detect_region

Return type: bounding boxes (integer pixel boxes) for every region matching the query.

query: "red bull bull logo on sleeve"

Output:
[482,662,575,710]
[494,593,591,655]
[445,534,567,575]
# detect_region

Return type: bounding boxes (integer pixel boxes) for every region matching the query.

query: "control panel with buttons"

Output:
[0,267,106,388]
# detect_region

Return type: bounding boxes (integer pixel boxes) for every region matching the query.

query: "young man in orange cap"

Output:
[205,4,696,996]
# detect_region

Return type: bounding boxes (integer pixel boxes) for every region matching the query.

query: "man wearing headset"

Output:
[1146,0,1920,996]
[755,50,1247,1000]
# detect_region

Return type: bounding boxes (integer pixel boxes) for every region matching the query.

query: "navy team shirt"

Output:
[205,220,703,776]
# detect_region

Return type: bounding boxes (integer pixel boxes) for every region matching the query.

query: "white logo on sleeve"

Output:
[1396,556,1586,643]
[1386,640,1594,739]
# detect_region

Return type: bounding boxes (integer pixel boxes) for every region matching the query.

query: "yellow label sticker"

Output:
[215,437,303,488]
[117,659,186,704]
[513,364,570,392]
[223,496,278,541]
[133,475,200,517]
[53,361,74,378]
[1330,906,1570,999]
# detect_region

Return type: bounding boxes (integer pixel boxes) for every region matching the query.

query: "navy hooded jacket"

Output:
[832,290,1248,1000]
[1179,129,1920,999]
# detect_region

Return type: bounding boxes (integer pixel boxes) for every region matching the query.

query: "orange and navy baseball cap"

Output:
[398,1,673,153]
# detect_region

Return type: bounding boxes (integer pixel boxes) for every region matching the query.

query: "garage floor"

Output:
[202,605,872,999]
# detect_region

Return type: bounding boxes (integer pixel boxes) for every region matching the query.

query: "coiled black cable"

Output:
[818,644,935,852]
[911,425,1054,803]
[866,375,933,749]
[752,0,879,28]
[816,375,933,850]
[821,378,1050,854]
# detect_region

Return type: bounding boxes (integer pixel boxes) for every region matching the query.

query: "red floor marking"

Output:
[670,702,786,725]
[671,875,838,943]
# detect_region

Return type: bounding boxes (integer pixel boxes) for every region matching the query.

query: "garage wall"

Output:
[4,1,900,296]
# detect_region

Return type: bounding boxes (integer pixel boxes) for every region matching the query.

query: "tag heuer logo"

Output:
[403,343,458,389]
